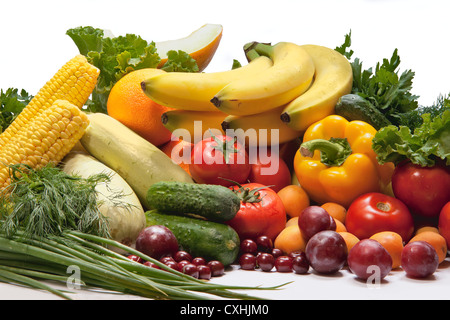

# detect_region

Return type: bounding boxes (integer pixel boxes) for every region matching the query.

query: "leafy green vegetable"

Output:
[0,88,33,132]
[160,50,199,72]
[394,93,450,130]
[372,109,450,167]
[66,26,199,113]
[335,32,419,128]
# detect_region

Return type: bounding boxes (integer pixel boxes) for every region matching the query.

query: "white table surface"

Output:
[1,260,449,300]
[1,0,450,301]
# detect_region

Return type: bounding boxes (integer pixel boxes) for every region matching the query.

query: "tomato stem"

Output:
[221,178,271,204]
[376,202,391,212]
[209,130,239,165]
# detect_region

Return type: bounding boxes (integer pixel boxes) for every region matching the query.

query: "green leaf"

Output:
[232,59,242,70]
[337,32,419,128]
[161,50,199,73]
[66,26,104,55]
[372,110,450,166]
[67,26,161,113]
[334,30,354,60]
[0,88,33,132]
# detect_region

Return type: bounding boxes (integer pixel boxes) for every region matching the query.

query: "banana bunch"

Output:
[141,41,353,147]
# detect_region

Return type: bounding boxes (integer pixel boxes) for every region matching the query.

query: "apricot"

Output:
[370,231,404,269]
[338,232,360,253]
[409,231,448,264]
[321,202,347,224]
[415,226,440,235]
[334,218,347,233]
[277,185,310,218]
[274,225,307,254]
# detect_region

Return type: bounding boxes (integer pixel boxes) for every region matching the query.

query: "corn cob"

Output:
[0,55,99,147]
[0,99,89,189]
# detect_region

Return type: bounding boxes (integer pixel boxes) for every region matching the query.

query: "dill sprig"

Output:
[0,163,111,240]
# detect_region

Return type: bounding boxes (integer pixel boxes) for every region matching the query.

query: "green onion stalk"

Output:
[0,230,287,300]
[0,164,287,300]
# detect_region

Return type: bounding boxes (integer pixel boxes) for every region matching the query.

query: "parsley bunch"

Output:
[0,88,33,132]
[335,32,420,128]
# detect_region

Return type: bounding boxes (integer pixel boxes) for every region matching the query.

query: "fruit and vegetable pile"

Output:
[0,24,449,300]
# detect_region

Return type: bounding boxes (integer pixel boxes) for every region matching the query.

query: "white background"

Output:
[0,0,450,300]
[1,0,450,107]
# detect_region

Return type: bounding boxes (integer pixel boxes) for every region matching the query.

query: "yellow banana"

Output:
[221,106,302,147]
[141,55,273,112]
[280,44,353,131]
[161,109,227,143]
[211,42,315,116]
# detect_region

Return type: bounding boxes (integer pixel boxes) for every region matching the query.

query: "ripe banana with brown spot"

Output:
[221,106,302,147]
[140,55,273,112]
[211,42,315,116]
[280,44,353,131]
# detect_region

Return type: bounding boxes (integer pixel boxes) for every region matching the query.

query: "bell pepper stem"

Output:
[300,138,352,167]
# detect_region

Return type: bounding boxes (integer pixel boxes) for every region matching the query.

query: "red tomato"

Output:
[345,192,414,242]
[189,135,251,186]
[392,160,450,218]
[226,183,287,241]
[247,153,291,193]
[438,201,450,248]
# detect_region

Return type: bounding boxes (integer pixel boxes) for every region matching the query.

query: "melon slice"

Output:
[155,24,223,72]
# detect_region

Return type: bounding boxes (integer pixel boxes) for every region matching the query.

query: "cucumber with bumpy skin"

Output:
[335,94,391,130]
[145,210,240,266]
[146,181,240,222]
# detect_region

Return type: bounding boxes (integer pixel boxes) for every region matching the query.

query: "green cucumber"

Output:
[335,94,392,130]
[146,181,240,222]
[145,210,240,266]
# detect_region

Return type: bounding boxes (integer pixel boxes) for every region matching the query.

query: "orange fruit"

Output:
[274,225,307,254]
[321,202,347,224]
[107,68,173,147]
[160,138,193,175]
[415,226,440,235]
[338,232,360,253]
[277,185,310,218]
[369,231,404,269]
[155,24,223,72]
[334,218,347,233]
[409,231,448,264]
[286,216,298,228]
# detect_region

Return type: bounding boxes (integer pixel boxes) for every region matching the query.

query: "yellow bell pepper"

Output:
[294,115,394,208]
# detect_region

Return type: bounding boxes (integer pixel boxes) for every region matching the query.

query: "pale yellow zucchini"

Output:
[61,148,146,252]
[80,113,194,209]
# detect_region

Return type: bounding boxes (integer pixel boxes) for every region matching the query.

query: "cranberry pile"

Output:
[127,250,225,280]
[238,235,310,274]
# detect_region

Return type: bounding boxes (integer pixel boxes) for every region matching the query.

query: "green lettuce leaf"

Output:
[372,109,450,166]
[66,26,104,55]
[161,50,199,72]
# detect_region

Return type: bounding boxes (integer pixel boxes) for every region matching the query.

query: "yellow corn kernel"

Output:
[0,99,89,190]
[0,55,99,147]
